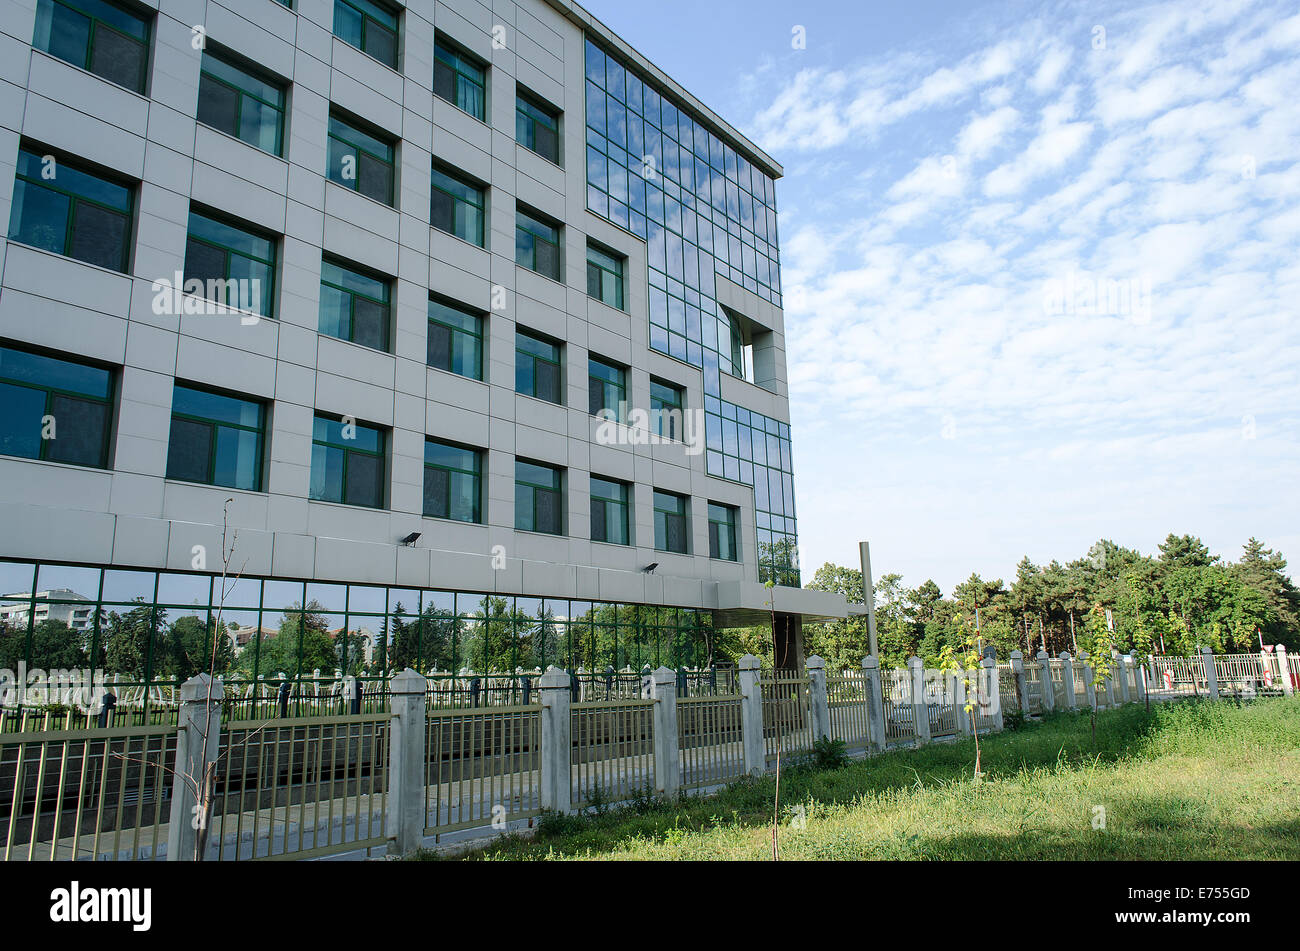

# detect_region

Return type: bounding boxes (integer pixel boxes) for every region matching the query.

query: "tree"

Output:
[27,618,88,670]
[1230,538,1300,649]
[167,614,233,681]
[104,601,163,680]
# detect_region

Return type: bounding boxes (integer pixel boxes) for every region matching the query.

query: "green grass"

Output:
[429,697,1300,861]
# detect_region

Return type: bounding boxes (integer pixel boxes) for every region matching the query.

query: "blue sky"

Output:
[585,0,1300,593]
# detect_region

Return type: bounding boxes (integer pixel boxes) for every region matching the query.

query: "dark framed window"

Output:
[590,476,629,545]
[588,356,625,420]
[430,166,484,246]
[650,378,683,441]
[515,460,562,535]
[427,297,483,380]
[515,330,562,404]
[0,345,113,468]
[327,112,395,205]
[433,39,485,120]
[333,0,397,69]
[516,209,561,280]
[197,48,285,156]
[166,384,265,491]
[586,243,624,309]
[707,502,738,561]
[516,91,559,164]
[183,208,276,317]
[32,0,150,94]
[319,257,390,351]
[9,146,134,272]
[310,414,386,508]
[423,439,481,523]
[654,490,688,554]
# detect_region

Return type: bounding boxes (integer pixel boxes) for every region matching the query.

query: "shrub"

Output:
[1003,709,1026,731]
[811,736,849,770]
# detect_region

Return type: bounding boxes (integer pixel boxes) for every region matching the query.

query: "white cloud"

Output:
[751,0,1300,590]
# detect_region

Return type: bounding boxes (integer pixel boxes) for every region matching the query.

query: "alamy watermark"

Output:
[594,403,706,455]
[1,663,108,713]
[1042,271,1153,323]
[151,272,262,323]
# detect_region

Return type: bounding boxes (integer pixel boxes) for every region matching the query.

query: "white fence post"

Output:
[1079,651,1097,710]
[909,657,930,745]
[650,666,680,798]
[1059,651,1077,710]
[538,665,573,813]
[1009,650,1028,714]
[982,651,1003,731]
[386,668,427,857]
[167,673,223,861]
[1129,651,1146,703]
[1036,650,1054,713]
[806,655,830,742]
[1278,646,1294,696]
[861,656,885,752]
[1114,650,1131,704]
[738,654,765,775]
[1201,647,1219,699]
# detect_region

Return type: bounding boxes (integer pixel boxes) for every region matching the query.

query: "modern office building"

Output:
[0,0,845,681]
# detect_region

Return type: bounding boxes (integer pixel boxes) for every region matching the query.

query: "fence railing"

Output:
[425,704,541,835]
[761,672,813,767]
[209,712,390,860]
[4,645,1283,861]
[827,672,871,752]
[0,722,174,861]
[677,695,744,789]
[571,699,655,808]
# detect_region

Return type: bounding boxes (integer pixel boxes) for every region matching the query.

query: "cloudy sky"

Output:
[586,0,1300,593]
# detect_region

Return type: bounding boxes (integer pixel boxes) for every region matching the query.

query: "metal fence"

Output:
[425,704,542,835]
[923,669,959,738]
[881,669,916,745]
[827,672,872,752]
[1150,656,1205,697]
[1047,659,1068,709]
[761,670,813,767]
[0,722,173,861]
[570,699,655,808]
[677,695,744,789]
[208,713,390,860]
[1024,660,1044,715]
[1212,654,1286,696]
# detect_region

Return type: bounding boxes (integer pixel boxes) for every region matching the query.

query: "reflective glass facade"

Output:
[0,559,718,691]
[582,37,798,585]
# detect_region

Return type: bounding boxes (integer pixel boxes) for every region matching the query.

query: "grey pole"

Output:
[859,541,879,658]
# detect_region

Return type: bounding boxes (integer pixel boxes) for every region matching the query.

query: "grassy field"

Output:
[432,696,1300,861]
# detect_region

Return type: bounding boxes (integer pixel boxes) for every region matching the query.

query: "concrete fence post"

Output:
[1114,650,1131,704]
[1036,650,1054,713]
[805,655,830,742]
[650,666,680,798]
[1059,651,1076,710]
[1130,651,1146,703]
[737,654,765,776]
[908,657,930,745]
[1201,647,1219,699]
[1078,651,1097,710]
[385,668,426,857]
[1278,646,1294,696]
[167,673,223,861]
[861,656,885,752]
[1009,650,1028,714]
[538,665,573,813]
[982,651,1003,731]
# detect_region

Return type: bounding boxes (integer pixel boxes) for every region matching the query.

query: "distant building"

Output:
[0,589,94,633]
